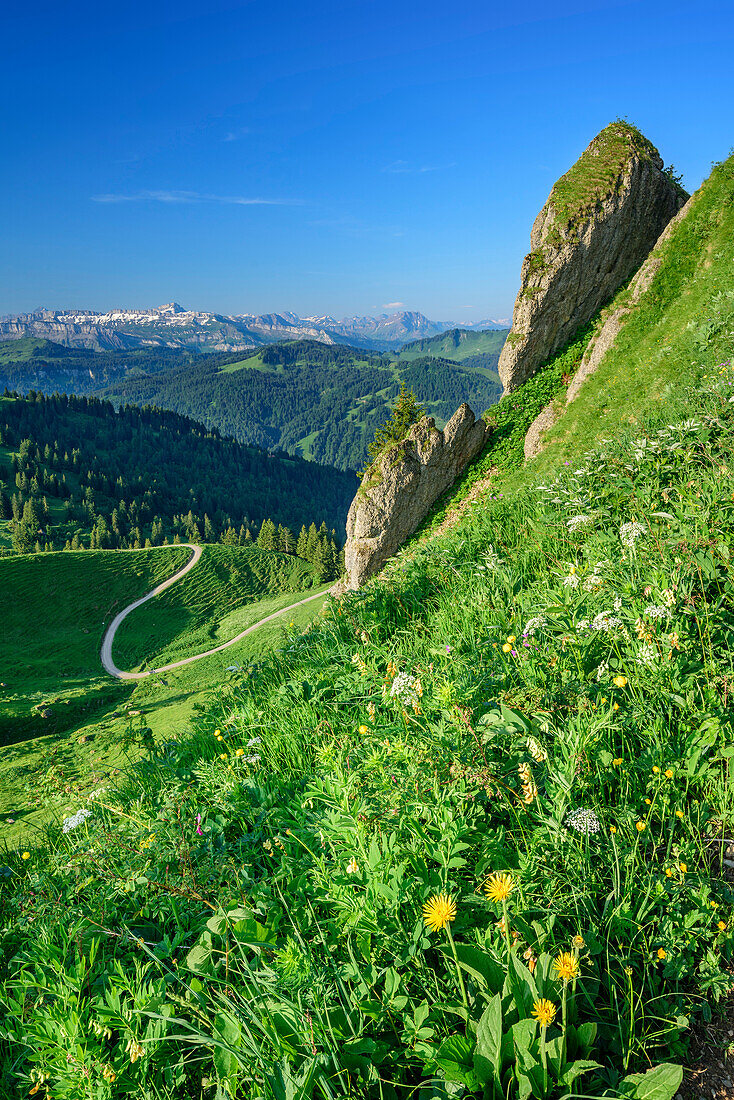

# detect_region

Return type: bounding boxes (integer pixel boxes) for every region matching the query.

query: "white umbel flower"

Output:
[620,521,646,550]
[62,808,92,833]
[565,808,601,836]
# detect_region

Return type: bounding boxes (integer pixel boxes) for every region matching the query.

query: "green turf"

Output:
[394,327,508,362]
[0,545,327,844]
[110,543,318,670]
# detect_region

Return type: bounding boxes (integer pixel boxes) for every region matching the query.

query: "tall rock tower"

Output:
[498,122,687,394]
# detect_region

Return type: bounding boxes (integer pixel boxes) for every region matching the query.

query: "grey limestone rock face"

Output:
[521,192,697,461]
[344,404,489,588]
[498,125,687,394]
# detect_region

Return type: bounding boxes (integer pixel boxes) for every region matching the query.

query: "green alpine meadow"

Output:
[2,83,734,1100]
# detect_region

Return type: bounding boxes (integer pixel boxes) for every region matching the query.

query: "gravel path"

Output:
[100,544,325,680]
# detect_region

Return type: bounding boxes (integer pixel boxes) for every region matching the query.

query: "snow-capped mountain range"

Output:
[0,303,510,353]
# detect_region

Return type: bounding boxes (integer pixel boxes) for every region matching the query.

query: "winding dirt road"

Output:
[100,543,326,681]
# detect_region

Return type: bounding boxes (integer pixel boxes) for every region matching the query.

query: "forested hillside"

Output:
[97,339,503,470]
[0,335,506,472]
[0,338,202,392]
[396,326,508,370]
[0,392,354,567]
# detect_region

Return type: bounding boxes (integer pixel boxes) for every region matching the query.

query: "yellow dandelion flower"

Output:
[531,998,557,1028]
[613,675,627,688]
[21,852,30,860]
[718,920,727,932]
[485,872,516,903]
[656,948,667,960]
[652,766,661,774]
[664,768,674,779]
[502,642,512,653]
[613,758,623,767]
[552,952,579,982]
[423,893,457,933]
[572,934,586,950]
[358,725,369,735]
[636,820,646,832]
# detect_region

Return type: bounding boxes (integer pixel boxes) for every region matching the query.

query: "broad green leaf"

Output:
[558,1059,602,1089]
[473,993,503,1084]
[619,1062,684,1100]
[453,943,505,993]
[435,1034,481,1089]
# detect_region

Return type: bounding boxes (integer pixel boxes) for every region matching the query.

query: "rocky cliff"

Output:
[344,404,489,588]
[498,122,687,393]
[523,191,697,461]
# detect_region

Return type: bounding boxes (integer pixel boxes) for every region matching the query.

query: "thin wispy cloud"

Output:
[383,301,405,309]
[382,160,455,174]
[223,127,251,142]
[92,190,299,205]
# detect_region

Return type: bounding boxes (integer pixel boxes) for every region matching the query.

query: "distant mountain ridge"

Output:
[0,303,509,353]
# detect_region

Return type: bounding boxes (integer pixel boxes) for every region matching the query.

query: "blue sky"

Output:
[2,0,732,321]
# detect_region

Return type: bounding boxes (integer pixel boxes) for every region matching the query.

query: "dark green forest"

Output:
[0,335,506,472]
[0,392,354,577]
[97,341,503,470]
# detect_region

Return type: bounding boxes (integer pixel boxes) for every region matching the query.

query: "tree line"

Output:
[0,391,355,579]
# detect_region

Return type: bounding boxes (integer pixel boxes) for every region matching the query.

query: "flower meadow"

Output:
[2,369,734,1100]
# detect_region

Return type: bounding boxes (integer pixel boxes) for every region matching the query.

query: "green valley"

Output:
[3,126,734,1100]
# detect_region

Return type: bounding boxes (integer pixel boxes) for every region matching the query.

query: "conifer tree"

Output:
[366,382,426,467]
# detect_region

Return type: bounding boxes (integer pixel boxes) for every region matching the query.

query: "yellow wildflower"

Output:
[679,862,687,874]
[613,703,620,712]
[358,725,369,735]
[502,642,512,653]
[235,748,244,757]
[665,868,673,878]
[423,893,457,933]
[718,920,727,932]
[552,952,579,982]
[664,768,674,779]
[21,852,30,860]
[506,635,516,644]
[572,934,586,950]
[613,758,623,767]
[531,998,557,1028]
[652,766,660,774]
[675,810,684,819]
[656,948,667,960]
[485,872,516,903]
[636,821,646,832]
[613,675,628,688]
[610,825,618,834]
[219,753,228,760]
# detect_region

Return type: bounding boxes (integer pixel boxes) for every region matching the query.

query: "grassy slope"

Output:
[0,337,80,363]
[0,544,326,843]
[395,327,508,362]
[2,160,733,1100]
